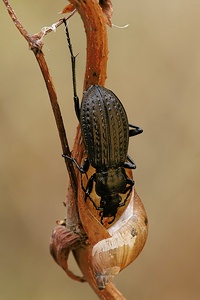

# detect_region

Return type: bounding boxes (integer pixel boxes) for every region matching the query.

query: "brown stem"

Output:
[71,0,108,89]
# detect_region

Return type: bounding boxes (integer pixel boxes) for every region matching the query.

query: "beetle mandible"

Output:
[62,20,143,224]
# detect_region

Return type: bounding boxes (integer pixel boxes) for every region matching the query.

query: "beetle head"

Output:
[99,194,122,224]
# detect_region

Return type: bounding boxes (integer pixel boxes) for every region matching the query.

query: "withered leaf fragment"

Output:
[50,225,86,282]
[99,0,113,27]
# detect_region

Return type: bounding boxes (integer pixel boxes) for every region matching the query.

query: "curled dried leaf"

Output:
[50,225,87,282]
[99,0,113,27]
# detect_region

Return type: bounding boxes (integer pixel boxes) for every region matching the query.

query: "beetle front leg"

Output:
[84,174,95,200]
[124,177,135,192]
[129,124,143,137]
[83,174,104,214]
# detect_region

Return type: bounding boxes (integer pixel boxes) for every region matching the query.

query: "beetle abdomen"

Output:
[80,85,129,169]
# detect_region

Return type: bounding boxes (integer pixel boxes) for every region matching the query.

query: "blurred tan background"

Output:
[1,1,200,299]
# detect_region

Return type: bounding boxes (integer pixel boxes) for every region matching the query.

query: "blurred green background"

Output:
[1,1,200,299]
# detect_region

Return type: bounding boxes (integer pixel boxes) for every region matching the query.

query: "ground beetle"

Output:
[63,20,143,224]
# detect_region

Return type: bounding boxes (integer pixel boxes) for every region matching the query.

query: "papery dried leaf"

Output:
[99,0,113,27]
[59,3,75,14]
[50,225,86,282]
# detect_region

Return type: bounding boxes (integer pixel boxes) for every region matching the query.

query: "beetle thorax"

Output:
[95,167,127,197]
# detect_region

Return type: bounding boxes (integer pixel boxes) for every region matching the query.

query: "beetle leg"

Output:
[108,214,116,224]
[99,212,115,225]
[84,174,95,200]
[81,175,93,202]
[84,174,99,205]
[119,177,134,207]
[129,124,143,137]
[100,212,104,224]
[124,177,135,191]
[119,188,132,208]
[63,19,80,121]
[62,154,90,173]
[81,158,90,173]
[123,155,136,169]
[118,189,132,207]
[80,173,95,204]
[83,174,105,215]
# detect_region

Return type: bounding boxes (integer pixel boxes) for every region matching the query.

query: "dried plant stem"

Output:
[71,0,108,89]
[2,0,80,221]
[68,1,126,299]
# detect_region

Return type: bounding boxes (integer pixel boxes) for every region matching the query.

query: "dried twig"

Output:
[2,0,81,227]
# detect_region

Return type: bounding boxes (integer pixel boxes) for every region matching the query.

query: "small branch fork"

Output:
[2,0,78,199]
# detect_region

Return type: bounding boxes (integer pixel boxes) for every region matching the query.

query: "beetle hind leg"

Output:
[123,155,136,169]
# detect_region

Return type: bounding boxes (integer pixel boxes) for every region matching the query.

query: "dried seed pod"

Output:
[91,189,148,289]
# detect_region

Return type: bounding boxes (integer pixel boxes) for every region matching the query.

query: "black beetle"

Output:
[63,21,143,224]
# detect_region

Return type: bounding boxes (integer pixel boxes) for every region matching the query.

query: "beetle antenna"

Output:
[63,19,80,121]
